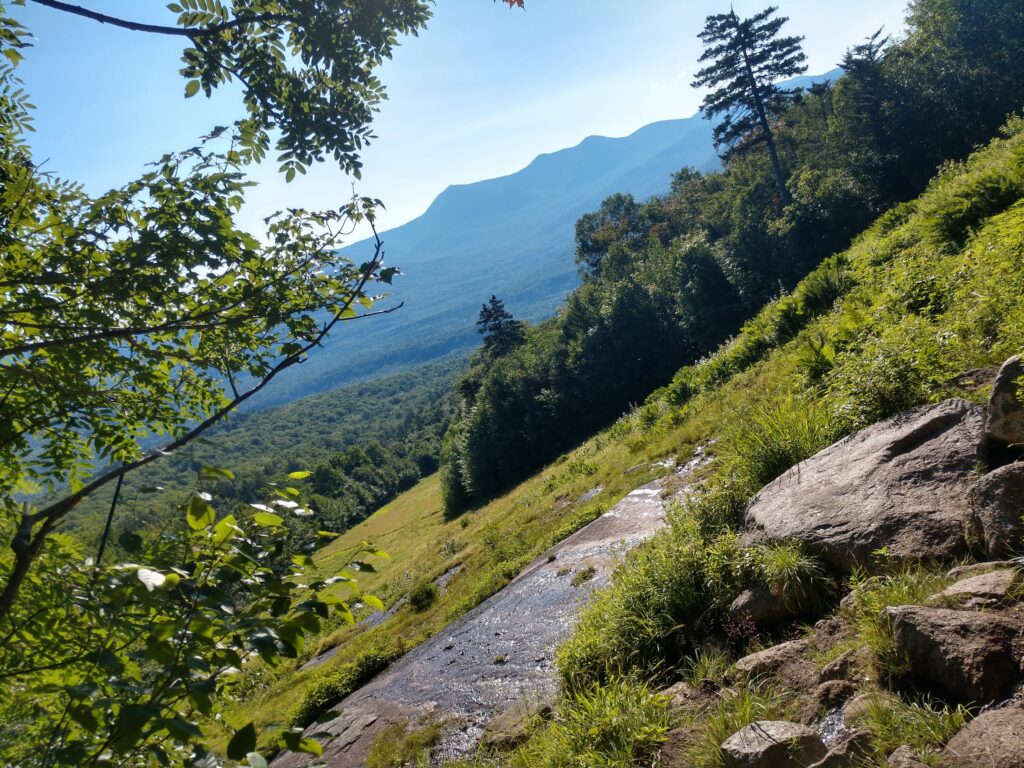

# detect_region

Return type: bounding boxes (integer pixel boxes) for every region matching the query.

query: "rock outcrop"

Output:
[734,639,815,687]
[729,584,818,627]
[986,355,1024,451]
[721,721,827,767]
[968,462,1024,558]
[742,399,985,572]
[943,704,1024,767]
[883,605,1024,703]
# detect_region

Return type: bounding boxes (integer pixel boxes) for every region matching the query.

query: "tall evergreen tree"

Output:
[692,6,807,204]
[477,295,526,357]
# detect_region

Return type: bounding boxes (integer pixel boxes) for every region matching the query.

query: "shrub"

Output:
[409,582,440,612]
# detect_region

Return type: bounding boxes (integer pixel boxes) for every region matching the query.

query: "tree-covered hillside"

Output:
[440,0,1024,513]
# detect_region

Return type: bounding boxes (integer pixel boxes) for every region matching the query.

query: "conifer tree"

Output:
[692,6,807,204]
[477,295,526,357]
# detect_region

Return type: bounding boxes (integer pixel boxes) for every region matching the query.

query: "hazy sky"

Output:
[11,1,908,237]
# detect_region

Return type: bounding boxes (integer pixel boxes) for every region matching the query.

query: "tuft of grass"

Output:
[506,679,673,768]
[838,565,949,681]
[365,721,441,768]
[721,395,836,492]
[571,564,597,586]
[681,683,792,768]
[860,695,970,766]
[681,648,731,687]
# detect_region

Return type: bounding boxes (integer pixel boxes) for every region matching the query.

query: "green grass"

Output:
[556,487,826,689]
[680,684,794,768]
[503,679,673,768]
[365,721,442,768]
[837,566,950,681]
[859,695,970,766]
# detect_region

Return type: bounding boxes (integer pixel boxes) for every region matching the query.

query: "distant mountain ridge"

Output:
[253,71,839,409]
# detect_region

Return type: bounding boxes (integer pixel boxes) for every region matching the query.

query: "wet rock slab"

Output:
[273,460,706,767]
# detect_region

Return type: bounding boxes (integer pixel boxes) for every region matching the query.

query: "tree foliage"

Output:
[441,0,1024,513]
[0,0,517,762]
[476,295,526,357]
[692,5,807,202]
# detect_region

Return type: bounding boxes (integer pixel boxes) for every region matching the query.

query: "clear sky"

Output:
[10,0,908,237]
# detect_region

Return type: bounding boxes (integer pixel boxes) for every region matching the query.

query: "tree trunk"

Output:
[741,47,792,206]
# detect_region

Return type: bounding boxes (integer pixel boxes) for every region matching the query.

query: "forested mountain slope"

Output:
[248,72,834,409]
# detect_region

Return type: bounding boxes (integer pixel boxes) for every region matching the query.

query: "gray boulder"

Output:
[968,462,1024,558]
[729,585,818,628]
[986,355,1024,449]
[742,399,985,572]
[721,721,827,767]
[931,567,1021,606]
[888,746,928,767]
[884,605,1024,703]
[943,704,1024,767]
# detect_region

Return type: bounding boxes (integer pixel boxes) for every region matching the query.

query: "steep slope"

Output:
[251,71,839,409]
[233,115,1024,764]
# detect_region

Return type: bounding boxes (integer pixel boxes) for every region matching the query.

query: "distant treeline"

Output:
[70,357,462,552]
[440,0,1024,512]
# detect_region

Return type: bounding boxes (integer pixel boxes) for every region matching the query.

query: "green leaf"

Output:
[214,514,239,545]
[253,511,284,527]
[200,465,235,481]
[187,493,215,530]
[287,470,312,479]
[227,723,257,760]
[362,594,384,611]
[184,79,200,98]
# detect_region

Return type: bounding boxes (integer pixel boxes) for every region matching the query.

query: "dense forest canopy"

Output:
[440,0,1024,513]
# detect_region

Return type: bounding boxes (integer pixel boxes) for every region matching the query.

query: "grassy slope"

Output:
[226,118,1024,758]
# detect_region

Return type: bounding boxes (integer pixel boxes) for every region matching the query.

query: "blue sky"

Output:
[11,0,908,237]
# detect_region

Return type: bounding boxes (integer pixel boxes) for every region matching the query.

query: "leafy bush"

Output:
[409,582,440,612]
